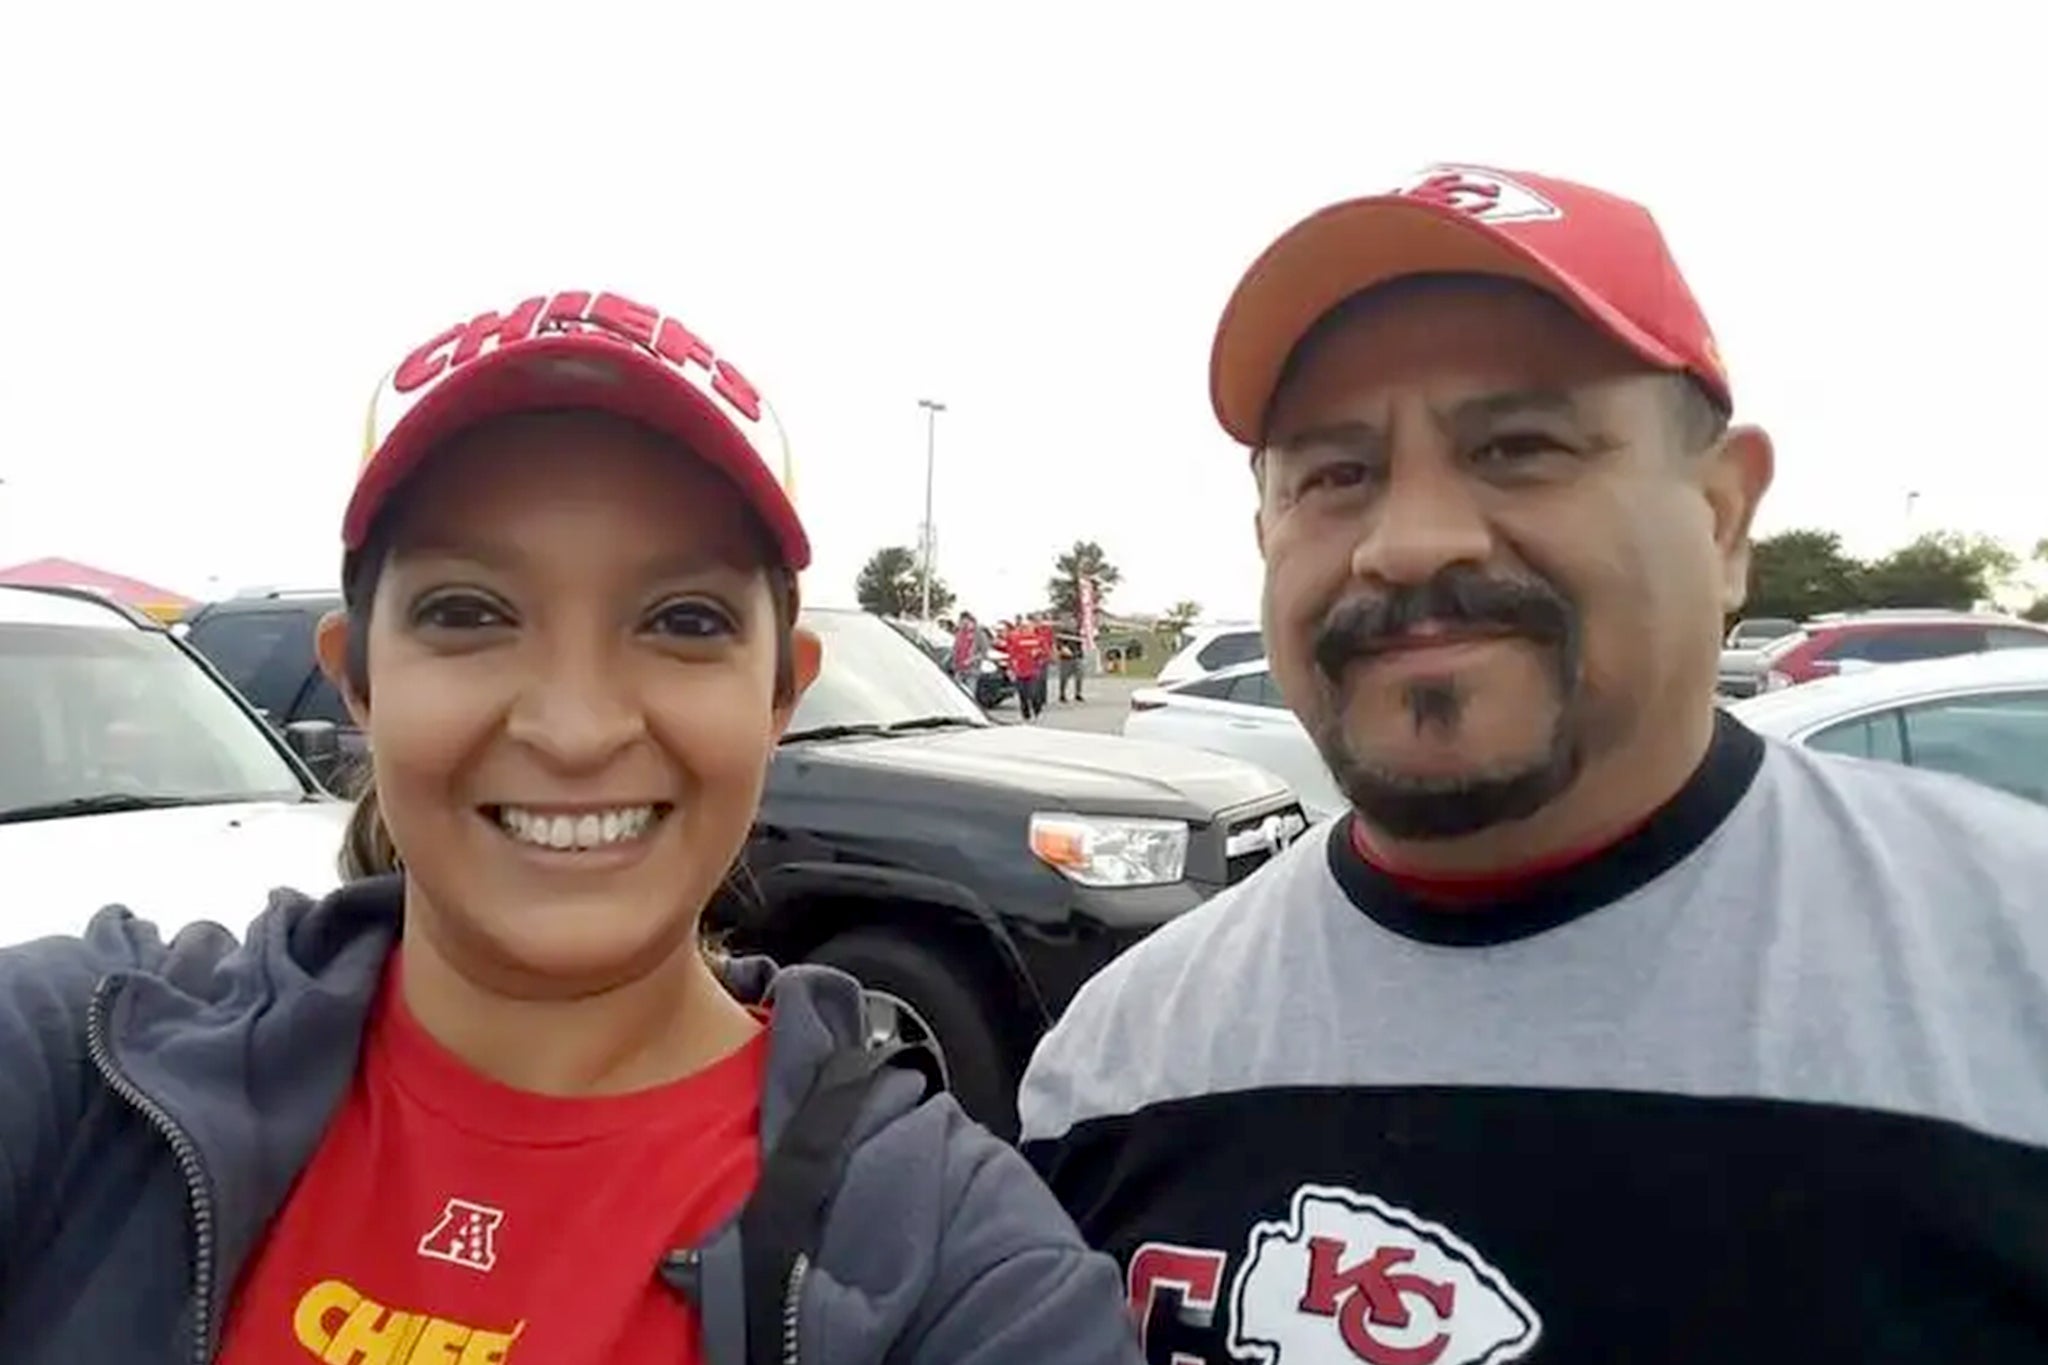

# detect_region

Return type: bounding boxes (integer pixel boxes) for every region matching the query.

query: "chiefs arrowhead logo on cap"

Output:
[1387,165,1565,226]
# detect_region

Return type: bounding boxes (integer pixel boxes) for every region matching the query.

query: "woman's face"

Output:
[318,411,819,997]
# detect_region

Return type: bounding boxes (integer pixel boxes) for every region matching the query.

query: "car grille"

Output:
[1717,672,1762,699]
[1222,804,1311,883]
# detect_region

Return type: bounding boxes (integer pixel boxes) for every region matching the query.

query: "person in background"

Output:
[951,609,988,686]
[1020,166,2048,1359]
[1032,615,1060,706]
[1056,624,1085,704]
[1007,616,1048,720]
[0,289,1142,1365]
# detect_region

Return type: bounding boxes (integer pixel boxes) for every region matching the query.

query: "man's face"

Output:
[1256,279,1768,842]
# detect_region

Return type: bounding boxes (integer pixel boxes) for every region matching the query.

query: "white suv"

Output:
[0,585,350,945]
[1156,623,1265,687]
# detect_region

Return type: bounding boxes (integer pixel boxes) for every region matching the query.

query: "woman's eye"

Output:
[414,594,511,630]
[645,601,734,639]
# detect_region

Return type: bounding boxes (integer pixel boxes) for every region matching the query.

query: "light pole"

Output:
[917,398,946,620]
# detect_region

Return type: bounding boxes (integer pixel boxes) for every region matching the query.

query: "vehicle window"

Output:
[1808,711,1908,764]
[785,611,990,735]
[1729,618,1798,647]
[1987,627,2048,651]
[1827,627,1986,664]
[1195,629,1264,672]
[296,670,355,727]
[1173,673,1238,701]
[1900,691,2048,804]
[184,609,318,716]
[0,623,306,816]
[1225,668,1286,708]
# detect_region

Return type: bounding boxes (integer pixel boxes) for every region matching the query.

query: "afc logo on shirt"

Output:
[418,1198,507,1272]
[1125,1184,1541,1365]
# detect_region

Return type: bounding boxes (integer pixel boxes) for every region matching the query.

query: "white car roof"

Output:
[1730,647,2048,735]
[0,585,140,629]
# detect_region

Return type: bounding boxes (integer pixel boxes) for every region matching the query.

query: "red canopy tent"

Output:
[0,557,199,623]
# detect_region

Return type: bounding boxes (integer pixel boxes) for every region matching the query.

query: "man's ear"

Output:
[313,610,372,729]
[772,625,824,737]
[1700,424,1775,614]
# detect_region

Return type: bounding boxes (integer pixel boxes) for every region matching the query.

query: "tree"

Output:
[1857,531,2016,611]
[1047,540,1122,621]
[1746,530,1865,621]
[2023,597,2048,625]
[1160,599,1203,650]
[855,545,953,618]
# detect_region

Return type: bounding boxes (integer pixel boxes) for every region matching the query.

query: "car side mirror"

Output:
[284,719,343,786]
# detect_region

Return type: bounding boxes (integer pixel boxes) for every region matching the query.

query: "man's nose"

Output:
[504,643,647,771]
[1348,446,1495,589]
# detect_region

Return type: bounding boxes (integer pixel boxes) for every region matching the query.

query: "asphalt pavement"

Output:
[993,673,1145,734]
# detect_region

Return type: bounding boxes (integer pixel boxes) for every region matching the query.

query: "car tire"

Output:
[807,928,1020,1140]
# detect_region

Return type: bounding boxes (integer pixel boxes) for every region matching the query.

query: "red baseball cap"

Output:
[346,289,809,569]
[1209,164,1731,446]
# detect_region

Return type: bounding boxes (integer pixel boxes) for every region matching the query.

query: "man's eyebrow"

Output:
[1263,419,1382,456]
[1441,388,1585,428]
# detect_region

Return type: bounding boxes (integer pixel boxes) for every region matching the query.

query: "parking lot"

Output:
[996,673,1145,734]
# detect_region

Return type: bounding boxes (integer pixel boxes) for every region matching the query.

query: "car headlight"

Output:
[1028,812,1189,888]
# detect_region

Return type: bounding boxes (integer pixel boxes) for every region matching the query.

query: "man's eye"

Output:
[1300,460,1372,493]
[645,601,734,639]
[1471,432,1570,466]
[414,594,511,630]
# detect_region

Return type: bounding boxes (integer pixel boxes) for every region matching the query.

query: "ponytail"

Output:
[339,772,401,880]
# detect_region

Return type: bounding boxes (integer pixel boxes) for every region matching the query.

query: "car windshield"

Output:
[787,610,990,737]
[0,622,306,820]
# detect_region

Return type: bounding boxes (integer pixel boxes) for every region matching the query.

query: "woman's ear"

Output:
[773,626,823,737]
[314,610,371,729]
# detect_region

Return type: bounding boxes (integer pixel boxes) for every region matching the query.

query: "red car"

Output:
[1754,611,2048,692]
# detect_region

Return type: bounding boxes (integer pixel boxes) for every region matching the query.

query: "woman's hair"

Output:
[335,515,802,883]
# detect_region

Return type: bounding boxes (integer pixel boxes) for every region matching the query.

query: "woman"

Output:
[0,289,1141,1365]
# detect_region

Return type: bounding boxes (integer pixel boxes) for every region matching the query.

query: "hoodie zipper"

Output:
[781,1252,810,1365]
[85,975,218,1365]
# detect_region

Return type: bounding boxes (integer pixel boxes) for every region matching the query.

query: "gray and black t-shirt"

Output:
[1019,714,2048,1362]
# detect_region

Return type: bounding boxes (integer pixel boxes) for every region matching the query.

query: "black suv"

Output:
[183,596,1308,1137]
[180,591,362,787]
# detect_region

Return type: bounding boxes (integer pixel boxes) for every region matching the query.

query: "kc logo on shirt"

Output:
[1127,1184,1541,1365]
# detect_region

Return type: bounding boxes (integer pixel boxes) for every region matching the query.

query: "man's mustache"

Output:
[1312,568,1576,682]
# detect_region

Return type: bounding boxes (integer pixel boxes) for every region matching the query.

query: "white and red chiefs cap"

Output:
[1210,164,1732,446]
[346,289,808,569]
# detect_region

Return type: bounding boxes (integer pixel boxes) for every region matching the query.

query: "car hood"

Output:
[2,798,351,947]
[790,723,1288,817]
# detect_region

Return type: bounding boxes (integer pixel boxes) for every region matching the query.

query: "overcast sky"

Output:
[1,3,2038,620]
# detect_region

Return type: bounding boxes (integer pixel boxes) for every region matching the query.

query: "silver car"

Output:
[1730,648,2048,806]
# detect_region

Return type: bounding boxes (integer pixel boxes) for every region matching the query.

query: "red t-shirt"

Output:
[217,958,765,1365]
[1007,627,1047,678]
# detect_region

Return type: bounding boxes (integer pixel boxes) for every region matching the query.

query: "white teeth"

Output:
[494,805,659,851]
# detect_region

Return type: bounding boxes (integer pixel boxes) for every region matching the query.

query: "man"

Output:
[1019,164,2048,1360]
[1056,624,1085,703]
[1008,615,1049,720]
[1033,613,1062,704]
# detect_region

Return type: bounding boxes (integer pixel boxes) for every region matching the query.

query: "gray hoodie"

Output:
[0,875,1141,1364]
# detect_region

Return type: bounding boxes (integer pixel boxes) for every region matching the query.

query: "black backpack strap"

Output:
[741,1043,940,1365]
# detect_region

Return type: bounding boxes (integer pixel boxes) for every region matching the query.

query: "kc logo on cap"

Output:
[1386,165,1566,226]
